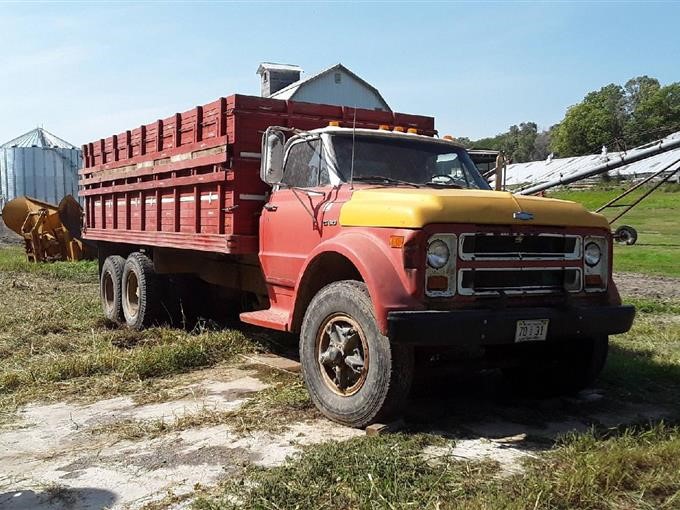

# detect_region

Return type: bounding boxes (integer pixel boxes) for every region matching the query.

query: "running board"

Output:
[239,308,289,331]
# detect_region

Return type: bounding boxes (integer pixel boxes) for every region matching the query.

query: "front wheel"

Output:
[299,280,414,428]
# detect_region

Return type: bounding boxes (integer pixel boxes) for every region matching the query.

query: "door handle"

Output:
[263,203,278,212]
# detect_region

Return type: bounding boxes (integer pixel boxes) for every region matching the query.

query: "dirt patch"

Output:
[423,439,537,477]
[614,271,680,299]
[0,369,361,510]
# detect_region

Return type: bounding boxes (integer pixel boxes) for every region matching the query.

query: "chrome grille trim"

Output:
[457,267,583,296]
[459,233,582,261]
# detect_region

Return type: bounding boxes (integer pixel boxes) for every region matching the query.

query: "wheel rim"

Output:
[102,271,115,314]
[315,313,369,396]
[125,271,140,319]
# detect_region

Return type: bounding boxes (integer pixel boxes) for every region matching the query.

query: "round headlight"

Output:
[427,239,450,269]
[584,242,602,267]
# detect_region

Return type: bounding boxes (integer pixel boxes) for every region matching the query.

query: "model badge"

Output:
[513,211,534,221]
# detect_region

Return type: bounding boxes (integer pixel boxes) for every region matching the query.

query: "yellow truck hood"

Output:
[339,188,609,229]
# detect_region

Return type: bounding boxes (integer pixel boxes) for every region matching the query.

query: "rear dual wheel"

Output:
[100,255,125,323]
[300,281,414,428]
[100,252,162,329]
[121,252,162,330]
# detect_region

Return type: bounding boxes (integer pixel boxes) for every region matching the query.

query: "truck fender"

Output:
[291,230,422,335]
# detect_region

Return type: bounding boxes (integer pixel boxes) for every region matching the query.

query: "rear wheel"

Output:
[503,336,609,396]
[121,252,161,330]
[100,255,125,323]
[300,280,414,428]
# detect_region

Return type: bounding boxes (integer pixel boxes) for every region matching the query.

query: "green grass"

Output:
[1,235,679,509]
[0,244,98,282]
[550,184,680,277]
[193,298,680,510]
[604,308,680,407]
[197,423,680,510]
[0,246,259,413]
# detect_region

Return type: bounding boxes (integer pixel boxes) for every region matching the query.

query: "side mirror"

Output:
[260,128,285,184]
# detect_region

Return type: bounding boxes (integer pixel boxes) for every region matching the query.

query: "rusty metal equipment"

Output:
[594,158,680,245]
[0,195,93,262]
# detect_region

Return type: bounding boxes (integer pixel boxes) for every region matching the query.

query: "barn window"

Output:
[334,72,342,84]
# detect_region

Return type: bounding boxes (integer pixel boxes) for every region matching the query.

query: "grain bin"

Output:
[0,128,81,209]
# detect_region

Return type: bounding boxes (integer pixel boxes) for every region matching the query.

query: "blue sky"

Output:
[1,1,678,146]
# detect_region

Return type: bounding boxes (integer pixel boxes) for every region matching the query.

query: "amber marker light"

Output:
[378,124,390,130]
[393,126,405,132]
[442,135,455,141]
[427,275,449,291]
[585,274,603,287]
[328,121,340,127]
[389,235,405,249]
[407,128,418,134]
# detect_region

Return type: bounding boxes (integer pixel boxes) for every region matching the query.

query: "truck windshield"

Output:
[330,134,490,190]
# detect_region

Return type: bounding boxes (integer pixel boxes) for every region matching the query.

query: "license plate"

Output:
[515,319,549,342]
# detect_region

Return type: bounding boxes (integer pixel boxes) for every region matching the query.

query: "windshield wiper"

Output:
[422,180,463,189]
[352,175,420,188]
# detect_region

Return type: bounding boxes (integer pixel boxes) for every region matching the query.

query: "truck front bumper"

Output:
[387,305,636,345]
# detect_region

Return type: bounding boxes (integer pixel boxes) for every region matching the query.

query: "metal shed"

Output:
[0,128,81,208]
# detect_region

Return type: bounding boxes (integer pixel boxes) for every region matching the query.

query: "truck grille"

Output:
[459,233,580,261]
[458,268,582,295]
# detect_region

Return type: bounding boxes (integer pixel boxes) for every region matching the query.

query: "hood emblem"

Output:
[513,211,534,221]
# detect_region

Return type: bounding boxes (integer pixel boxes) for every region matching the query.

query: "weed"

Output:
[197,423,680,510]
[90,369,315,440]
[0,246,261,413]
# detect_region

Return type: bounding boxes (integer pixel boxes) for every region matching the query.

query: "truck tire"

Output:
[504,336,609,396]
[299,280,414,428]
[121,252,161,330]
[100,255,125,323]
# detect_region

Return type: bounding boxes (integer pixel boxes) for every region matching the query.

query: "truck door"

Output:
[259,137,333,288]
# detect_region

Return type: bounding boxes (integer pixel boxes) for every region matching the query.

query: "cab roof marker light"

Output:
[393,126,405,132]
[378,124,390,130]
[443,135,455,141]
[407,128,418,134]
[328,121,340,127]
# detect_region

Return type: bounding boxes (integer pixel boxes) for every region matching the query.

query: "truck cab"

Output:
[247,125,635,427]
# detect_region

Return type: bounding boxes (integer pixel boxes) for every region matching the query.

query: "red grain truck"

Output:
[81,94,635,427]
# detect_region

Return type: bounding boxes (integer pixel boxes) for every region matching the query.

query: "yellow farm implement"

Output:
[1,195,94,262]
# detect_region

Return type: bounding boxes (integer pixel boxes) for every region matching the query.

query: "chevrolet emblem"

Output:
[513,211,534,221]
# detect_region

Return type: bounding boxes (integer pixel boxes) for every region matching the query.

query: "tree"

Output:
[550,84,627,157]
[470,122,540,163]
[463,75,679,160]
[625,82,680,146]
[531,129,552,161]
[624,75,660,114]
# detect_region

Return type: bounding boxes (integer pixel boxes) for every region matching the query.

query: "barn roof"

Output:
[256,62,303,74]
[1,128,78,149]
[269,63,391,110]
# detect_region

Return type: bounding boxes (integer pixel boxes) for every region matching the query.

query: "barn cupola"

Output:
[257,63,302,98]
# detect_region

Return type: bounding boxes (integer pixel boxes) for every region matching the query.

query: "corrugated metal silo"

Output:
[0,128,81,209]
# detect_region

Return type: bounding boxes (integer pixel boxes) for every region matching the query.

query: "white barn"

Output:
[257,63,391,112]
